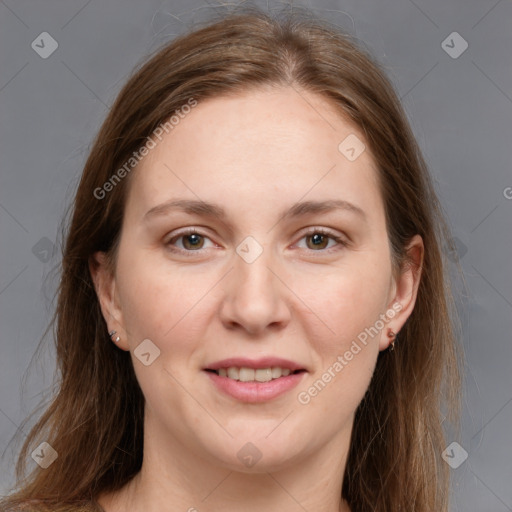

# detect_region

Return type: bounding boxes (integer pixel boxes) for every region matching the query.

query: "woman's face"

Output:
[93,86,421,473]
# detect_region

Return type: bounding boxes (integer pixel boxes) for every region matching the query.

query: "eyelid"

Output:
[293,226,349,252]
[165,227,217,252]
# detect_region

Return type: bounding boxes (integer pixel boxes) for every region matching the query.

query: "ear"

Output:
[89,251,130,351]
[379,234,424,351]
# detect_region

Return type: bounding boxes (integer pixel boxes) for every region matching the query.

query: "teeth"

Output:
[227,367,239,380]
[271,367,282,378]
[255,368,272,382]
[239,368,255,382]
[216,366,296,381]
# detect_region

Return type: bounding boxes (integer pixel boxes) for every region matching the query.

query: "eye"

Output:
[165,228,216,254]
[295,228,347,252]
[165,227,347,257]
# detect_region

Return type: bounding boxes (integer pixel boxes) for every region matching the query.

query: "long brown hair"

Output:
[1,6,463,511]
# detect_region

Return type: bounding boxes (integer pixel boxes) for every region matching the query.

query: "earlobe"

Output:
[387,330,397,351]
[88,251,129,351]
[379,235,424,351]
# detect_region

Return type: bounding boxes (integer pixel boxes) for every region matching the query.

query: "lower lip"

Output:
[204,370,306,403]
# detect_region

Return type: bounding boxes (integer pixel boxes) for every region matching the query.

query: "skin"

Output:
[90,86,423,512]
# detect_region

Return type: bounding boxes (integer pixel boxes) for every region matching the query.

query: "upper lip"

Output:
[205,357,306,372]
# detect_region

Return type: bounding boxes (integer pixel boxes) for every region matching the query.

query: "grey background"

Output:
[1,0,511,510]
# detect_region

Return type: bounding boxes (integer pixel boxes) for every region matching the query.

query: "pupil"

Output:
[186,234,202,248]
[309,233,328,250]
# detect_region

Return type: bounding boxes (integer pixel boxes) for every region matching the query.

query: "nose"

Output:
[219,244,291,336]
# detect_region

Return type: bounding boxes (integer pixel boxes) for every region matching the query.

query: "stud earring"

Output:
[109,330,120,343]
[388,330,397,351]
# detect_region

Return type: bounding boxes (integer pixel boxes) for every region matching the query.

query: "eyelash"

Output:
[165,227,348,257]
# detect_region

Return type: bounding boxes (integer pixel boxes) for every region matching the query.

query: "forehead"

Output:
[127,86,383,222]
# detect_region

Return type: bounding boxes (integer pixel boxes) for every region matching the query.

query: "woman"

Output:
[1,6,462,512]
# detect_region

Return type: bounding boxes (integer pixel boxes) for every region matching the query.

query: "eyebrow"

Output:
[143,198,367,224]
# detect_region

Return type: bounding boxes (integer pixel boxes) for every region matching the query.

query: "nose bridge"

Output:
[221,236,290,333]
[236,247,274,296]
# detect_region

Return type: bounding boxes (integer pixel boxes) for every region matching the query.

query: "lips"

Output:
[203,357,307,402]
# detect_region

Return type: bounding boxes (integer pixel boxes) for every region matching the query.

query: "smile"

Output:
[203,357,307,402]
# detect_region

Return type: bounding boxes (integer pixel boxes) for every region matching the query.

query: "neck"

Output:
[97,412,353,512]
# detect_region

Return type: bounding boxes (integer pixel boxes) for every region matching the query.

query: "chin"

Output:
[201,434,306,474]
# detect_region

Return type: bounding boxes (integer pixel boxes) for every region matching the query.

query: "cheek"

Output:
[294,275,384,422]
[115,248,209,351]
[293,260,391,349]
[291,260,389,412]
[115,252,211,411]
